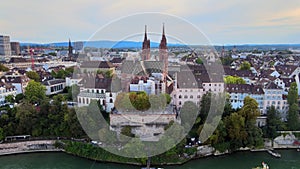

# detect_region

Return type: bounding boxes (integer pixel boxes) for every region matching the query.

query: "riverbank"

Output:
[0,140,63,156]
[0,139,299,167]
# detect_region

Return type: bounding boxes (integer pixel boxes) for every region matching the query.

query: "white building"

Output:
[42,79,66,95]
[226,84,264,113]
[77,75,121,112]
[263,82,288,120]
[0,81,17,105]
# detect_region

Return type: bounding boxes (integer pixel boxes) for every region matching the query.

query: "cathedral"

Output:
[121,24,171,94]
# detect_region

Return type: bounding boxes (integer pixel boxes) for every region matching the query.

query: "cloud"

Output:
[1,0,300,44]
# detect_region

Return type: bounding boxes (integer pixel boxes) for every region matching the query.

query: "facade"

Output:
[0,81,17,105]
[226,84,264,113]
[77,75,120,112]
[263,82,288,120]
[0,35,11,56]
[42,79,66,95]
[10,42,20,55]
[3,75,30,94]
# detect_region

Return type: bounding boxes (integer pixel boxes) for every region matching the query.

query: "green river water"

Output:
[0,150,299,169]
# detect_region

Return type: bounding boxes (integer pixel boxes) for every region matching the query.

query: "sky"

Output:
[1,0,300,45]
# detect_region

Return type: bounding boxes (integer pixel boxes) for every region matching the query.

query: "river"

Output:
[0,150,299,169]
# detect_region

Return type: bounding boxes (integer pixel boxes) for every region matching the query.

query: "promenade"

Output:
[0,140,62,156]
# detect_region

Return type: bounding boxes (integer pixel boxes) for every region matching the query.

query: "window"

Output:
[110,98,113,103]
[179,95,182,99]
[190,95,193,99]
[110,93,112,97]
[184,95,188,99]
[179,101,182,105]
[197,95,200,98]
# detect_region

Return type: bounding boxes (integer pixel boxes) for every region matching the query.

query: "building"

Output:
[42,79,66,95]
[0,81,17,105]
[263,82,288,120]
[10,42,20,55]
[80,61,115,73]
[74,41,84,53]
[77,74,121,112]
[0,35,11,56]
[226,84,264,112]
[2,75,30,94]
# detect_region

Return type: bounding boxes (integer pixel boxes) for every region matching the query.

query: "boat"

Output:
[267,149,281,158]
[252,162,269,169]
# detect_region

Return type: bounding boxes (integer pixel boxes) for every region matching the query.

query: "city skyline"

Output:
[1,0,300,44]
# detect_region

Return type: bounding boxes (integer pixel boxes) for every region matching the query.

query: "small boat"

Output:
[252,162,269,169]
[267,149,281,158]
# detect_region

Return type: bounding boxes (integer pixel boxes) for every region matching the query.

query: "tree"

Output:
[195,58,203,64]
[240,61,251,70]
[15,93,24,103]
[5,95,15,104]
[180,101,199,131]
[287,82,298,106]
[0,127,4,141]
[25,80,46,104]
[238,96,260,123]
[200,92,211,123]
[121,126,134,137]
[224,76,246,84]
[265,106,285,139]
[0,64,9,72]
[224,112,247,150]
[26,71,40,82]
[287,103,300,130]
[237,96,263,148]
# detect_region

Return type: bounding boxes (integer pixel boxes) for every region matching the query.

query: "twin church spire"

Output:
[142,24,167,61]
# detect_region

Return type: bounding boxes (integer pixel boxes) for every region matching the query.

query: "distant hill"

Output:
[20,40,184,49]
[20,41,300,50]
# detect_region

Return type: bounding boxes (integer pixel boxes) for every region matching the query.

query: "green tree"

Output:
[264,106,285,138]
[25,80,46,104]
[224,112,247,150]
[195,58,203,64]
[0,64,9,72]
[287,103,300,130]
[180,101,199,131]
[200,92,211,123]
[287,82,298,106]
[5,95,15,103]
[26,71,40,82]
[238,96,263,148]
[224,76,246,84]
[15,93,24,103]
[0,127,4,141]
[240,61,251,70]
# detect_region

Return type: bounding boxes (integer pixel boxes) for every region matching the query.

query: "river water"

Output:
[0,150,299,169]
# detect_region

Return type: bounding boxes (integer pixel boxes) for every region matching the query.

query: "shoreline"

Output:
[0,140,299,167]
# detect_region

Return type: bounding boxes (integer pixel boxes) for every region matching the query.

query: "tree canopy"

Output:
[24,80,46,104]
[240,61,251,70]
[26,71,40,82]
[224,76,246,84]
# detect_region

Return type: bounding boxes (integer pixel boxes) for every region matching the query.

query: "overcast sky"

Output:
[1,0,300,44]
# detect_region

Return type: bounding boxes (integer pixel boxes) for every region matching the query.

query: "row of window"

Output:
[78,97,114,105]
[50,84,64,92]
[177,95,201,99]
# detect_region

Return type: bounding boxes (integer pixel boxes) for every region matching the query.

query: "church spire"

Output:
[144,25,147,41]
[159,23,167,50]
[162,23,165,37]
